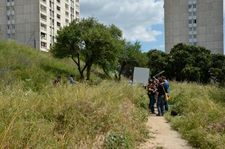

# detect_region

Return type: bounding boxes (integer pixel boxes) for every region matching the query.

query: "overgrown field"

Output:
[167,82,225,149]
[0,81,148,148]
[0,41,149,148]
[0,41,76,91]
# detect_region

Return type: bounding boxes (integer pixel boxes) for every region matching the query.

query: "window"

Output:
[41,23,47,31]
[57,22,61,27]
[50,10,54,17]
[193,4,196,8]
[41,14,47,21]
[65,11,69,16]
[57,6,60,11]
[188,4,192,9]
[57,14,60,19]
[65,19,69,24]
[194,19,197,24]
[40,4,47,13]
[65,4,69,10]
[41,42,47,48]
[188,20,192,24]
[76,11,79,16]
[41,32,47,40]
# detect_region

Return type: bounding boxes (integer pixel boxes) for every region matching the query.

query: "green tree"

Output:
[118,41,148,80]
[146,49,168,77]
[169,43,211,83]
[210,54,225,85]
[51,18,124,80]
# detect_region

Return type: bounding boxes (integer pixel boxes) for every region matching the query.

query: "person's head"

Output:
[148,78,153,83]
[70,75,74,78]
[162,76,166,80]
[159,78,163,83]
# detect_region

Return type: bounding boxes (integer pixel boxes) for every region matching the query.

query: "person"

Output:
[68,75,76,84]
[156,78,166,116]
[147,79,157,114]
[162,76,170,111]
[53,75,61,86]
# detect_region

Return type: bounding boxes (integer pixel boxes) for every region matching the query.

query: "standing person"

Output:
[147,79,157,114]
[162,76,170,111]
[156,78,166,116]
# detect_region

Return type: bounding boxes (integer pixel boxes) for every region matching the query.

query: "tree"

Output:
[210,54,225,85]
[118,41,148,80]
[146,49,168,77]
[51,18,124,80]
[169,43,211,83]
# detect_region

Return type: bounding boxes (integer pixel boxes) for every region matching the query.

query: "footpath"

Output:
[139,115,193,149]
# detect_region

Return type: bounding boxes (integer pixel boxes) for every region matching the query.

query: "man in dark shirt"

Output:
[157,78,165,116]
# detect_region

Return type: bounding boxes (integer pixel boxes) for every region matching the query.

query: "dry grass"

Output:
[166,82,225,149]
[0,81,148,148]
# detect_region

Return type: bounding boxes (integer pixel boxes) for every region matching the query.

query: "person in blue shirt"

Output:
[162,76,170,111]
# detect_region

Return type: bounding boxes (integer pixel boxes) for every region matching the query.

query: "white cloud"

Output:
[80,0,164,42]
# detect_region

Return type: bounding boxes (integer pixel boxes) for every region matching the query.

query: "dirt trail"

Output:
[139,115,193,149]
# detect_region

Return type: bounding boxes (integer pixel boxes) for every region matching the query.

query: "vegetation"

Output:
[0,41,75,91]
[1,15,225,149]
[0,41,149,148]
[166,82,225,149]
[146,43,225,86]
[51,18,124,80]
[118,41,148,79]
[0,81,148,148]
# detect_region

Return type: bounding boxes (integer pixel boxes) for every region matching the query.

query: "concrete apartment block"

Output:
[0,0,80,52]
[165,0,223,54]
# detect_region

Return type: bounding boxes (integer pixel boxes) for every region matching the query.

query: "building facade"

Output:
[0,0,80,52]
[165,0,223,54]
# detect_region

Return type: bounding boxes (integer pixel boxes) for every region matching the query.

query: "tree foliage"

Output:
[146,43,225,85]
[210,54,225,85]
[118,41,148,79]
[169,43,211,83]
[51,18,124,80]
[146,49,168,76]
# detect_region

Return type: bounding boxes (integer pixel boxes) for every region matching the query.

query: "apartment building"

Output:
[0,0,80,52]
[165,0,223,54]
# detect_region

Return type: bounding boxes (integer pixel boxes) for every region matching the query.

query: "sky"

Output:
[80,0,225,53]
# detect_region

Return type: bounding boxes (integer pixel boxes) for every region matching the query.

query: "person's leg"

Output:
[148,94,151,113]
[160,96,165,116]
[150,94,155,113]
[157,95,162,116]
[164,99,169,111]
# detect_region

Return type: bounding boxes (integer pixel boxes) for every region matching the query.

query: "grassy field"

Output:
[0,41,76,91]
[0,41,149,148]
[0,81,148,148]
[167,82,225,149]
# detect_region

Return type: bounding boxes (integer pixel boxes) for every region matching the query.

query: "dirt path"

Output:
[139,115,193,149]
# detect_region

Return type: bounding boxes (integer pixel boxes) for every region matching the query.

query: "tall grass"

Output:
[0,41,76,91]
[0,41,149,148]
[167,82,225,149]
[0,81,148,148]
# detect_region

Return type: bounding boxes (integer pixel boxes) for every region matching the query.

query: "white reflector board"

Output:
[133,67,150,86]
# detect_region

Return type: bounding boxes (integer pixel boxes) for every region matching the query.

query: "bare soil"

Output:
[139,115,193,149]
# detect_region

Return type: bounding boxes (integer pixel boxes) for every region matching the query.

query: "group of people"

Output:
[147,76,170,116]
[53,75,76,86]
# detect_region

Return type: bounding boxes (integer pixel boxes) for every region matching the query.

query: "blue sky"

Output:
[80,0,224,54]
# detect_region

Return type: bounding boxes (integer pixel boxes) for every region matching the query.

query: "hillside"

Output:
[0,41,76,91]
[0,41,149,148]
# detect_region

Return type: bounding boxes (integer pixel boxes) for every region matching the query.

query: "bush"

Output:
[166,82,225,149]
